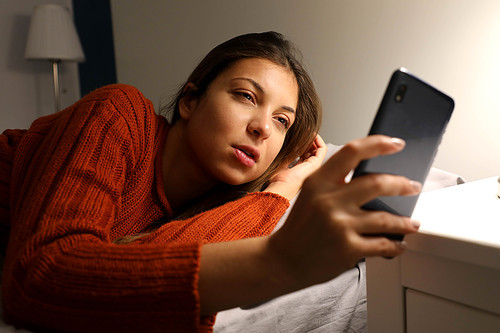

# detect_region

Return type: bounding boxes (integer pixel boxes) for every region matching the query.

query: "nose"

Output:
[247,113,272,140]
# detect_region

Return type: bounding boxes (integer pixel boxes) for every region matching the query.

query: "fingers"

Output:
[299,134,327,161]
[348,208,420,258]
[313,133,326,151]
[293,134,327,170]
[347,220,417,259]
[353,236,409,258]
[320,135,405,182]
[310,135,327,163]
[355,210,420,235]
[344,173,422,206]
[286,134,424,265]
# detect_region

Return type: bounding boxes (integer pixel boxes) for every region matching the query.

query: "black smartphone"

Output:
[352,68,454,240]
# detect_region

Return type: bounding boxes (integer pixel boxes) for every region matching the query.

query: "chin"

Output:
[218,171,260,187]
[222,177,251,187]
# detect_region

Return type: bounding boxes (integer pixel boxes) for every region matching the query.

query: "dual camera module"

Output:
[395,84,407,103]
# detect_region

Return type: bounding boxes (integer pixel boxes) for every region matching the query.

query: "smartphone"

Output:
[352,68,454,240]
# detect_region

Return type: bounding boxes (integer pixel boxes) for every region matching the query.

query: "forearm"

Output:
[198,236,301,315]
[3,236,206,331]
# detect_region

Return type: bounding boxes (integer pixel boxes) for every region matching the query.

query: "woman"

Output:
[0,32,420,332]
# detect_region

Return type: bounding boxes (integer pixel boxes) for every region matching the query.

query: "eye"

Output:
[276,116,290,129]
[241,92,252,101]
[236,91,255,104]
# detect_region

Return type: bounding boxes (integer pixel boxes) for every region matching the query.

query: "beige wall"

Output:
[111,0,500,181]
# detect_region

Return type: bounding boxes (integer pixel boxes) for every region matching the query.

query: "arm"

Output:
[198,135,422,315]
[3,85,208,331]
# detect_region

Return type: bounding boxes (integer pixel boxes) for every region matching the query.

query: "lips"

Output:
[233,145,260,167]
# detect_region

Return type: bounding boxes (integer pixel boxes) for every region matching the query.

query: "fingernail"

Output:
[410,180,422,192]
[395,240,407,250]
[411,220,421,229]
[390,137,406,148]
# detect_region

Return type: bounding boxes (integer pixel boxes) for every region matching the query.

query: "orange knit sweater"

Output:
[0,84,289,332]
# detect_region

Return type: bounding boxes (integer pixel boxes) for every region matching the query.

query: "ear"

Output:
[179,83,199,120]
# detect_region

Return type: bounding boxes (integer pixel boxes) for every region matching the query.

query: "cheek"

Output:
[263,136,286,168]
[196,100,241,132]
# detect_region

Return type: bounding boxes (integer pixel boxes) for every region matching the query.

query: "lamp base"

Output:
[51,59,61,113]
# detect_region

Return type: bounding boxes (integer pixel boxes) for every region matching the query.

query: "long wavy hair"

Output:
[115,32,321,243]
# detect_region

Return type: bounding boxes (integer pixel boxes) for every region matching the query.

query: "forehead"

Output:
[222,58,293,79]
[217,58,298,104]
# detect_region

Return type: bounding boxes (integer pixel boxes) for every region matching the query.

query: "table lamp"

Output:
[25,4,85,113]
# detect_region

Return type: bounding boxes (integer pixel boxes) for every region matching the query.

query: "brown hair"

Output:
[115,32,321,243]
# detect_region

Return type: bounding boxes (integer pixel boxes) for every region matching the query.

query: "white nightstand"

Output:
[366,176,500,333]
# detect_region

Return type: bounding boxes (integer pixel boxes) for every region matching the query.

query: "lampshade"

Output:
[25,4,85,62]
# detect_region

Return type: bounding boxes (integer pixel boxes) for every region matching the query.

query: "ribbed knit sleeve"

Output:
[2,85,201,332]
[1,84,290,333]
[139,192,289,245]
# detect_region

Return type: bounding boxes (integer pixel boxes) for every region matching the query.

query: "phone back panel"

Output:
[353,69,454,217]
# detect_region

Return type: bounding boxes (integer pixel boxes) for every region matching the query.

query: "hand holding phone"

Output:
[352,68,454,240]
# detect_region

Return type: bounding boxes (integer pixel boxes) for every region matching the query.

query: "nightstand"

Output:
[366,176,500,332]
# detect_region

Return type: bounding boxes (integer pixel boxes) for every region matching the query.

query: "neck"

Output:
[162,123,218,210]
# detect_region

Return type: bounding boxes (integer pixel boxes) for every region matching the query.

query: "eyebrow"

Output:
[232,77,296,114]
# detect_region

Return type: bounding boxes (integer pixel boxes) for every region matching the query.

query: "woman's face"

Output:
[180,58,298,186]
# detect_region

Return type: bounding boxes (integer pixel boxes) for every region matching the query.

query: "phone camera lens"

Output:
[395,84,407,103]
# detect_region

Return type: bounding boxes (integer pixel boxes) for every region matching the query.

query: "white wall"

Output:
[0,0,81,131]
[110,0,500,181]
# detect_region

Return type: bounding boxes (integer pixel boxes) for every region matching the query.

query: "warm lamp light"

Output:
[25,4,85,112]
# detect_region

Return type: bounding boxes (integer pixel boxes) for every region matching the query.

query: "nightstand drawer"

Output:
[406,289,500,333]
